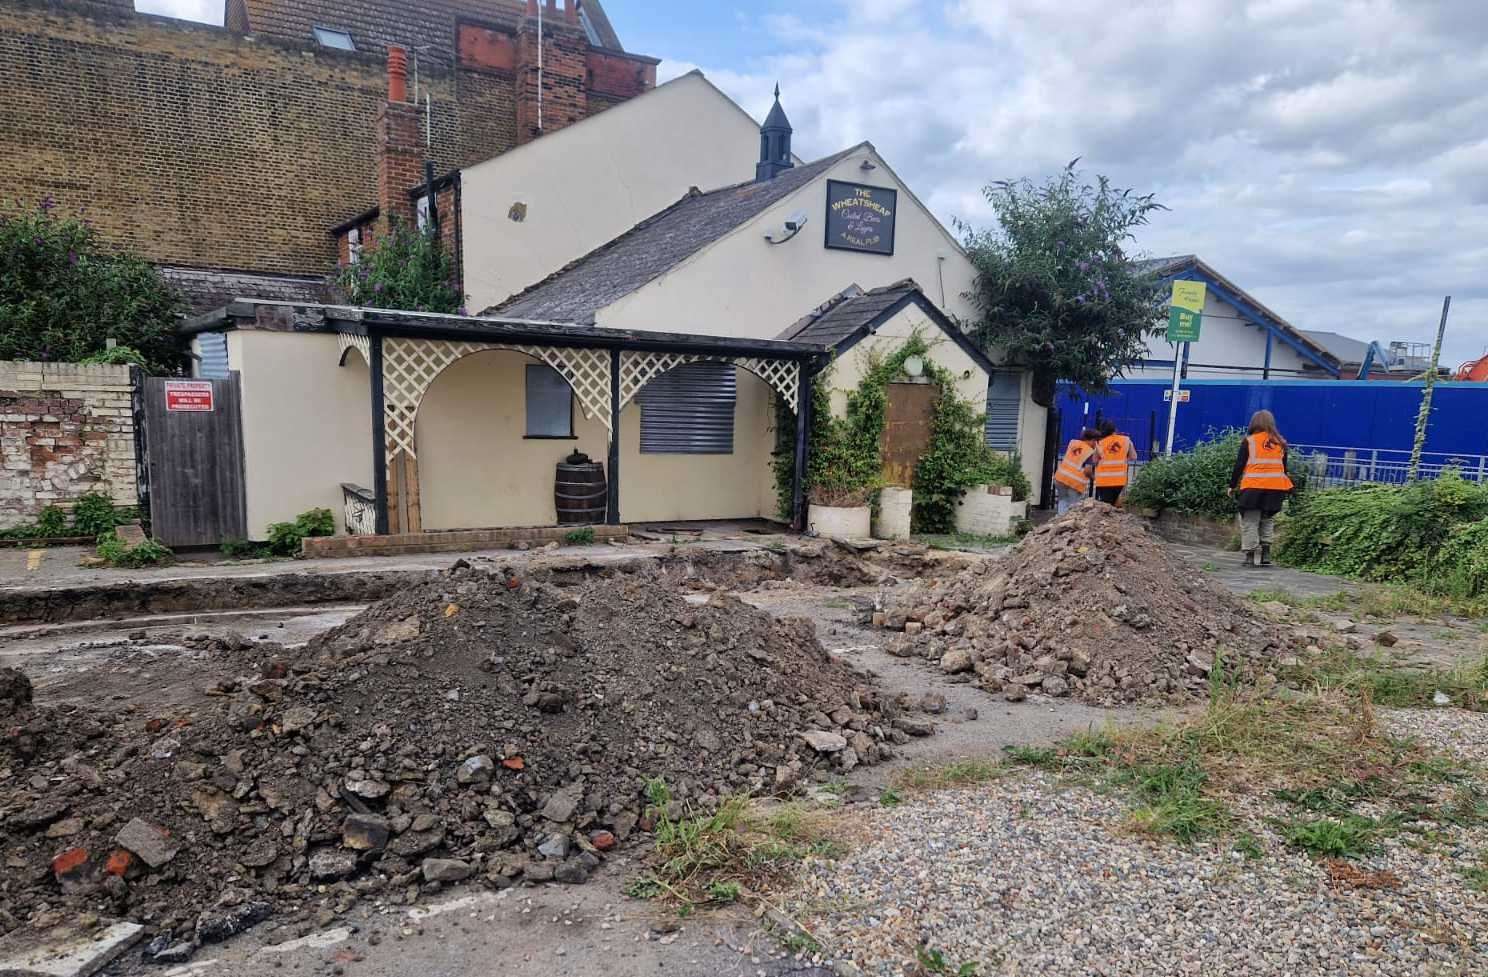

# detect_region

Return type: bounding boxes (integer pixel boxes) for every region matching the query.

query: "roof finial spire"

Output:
[774,82,780,100]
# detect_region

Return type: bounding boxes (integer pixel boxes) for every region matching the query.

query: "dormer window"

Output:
[312,27,356,51]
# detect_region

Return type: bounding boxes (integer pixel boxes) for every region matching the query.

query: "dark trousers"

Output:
[1094,486,1123,505]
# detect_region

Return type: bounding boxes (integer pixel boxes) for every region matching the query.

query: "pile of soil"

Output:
[880,503,1290,704]
[0,563,917,951]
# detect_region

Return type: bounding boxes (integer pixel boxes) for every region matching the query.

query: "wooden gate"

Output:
[881,381,939,487]
[141,375,247,547]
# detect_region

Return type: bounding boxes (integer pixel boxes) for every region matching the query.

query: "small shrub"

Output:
[96,530,172,568]
[264,507,337,557]
[1280,815,1382,858]
[79,345,149,367]
[563,527,596,545]
[35,506,68,538]
[70,491,121,537]
[220,537,264,559]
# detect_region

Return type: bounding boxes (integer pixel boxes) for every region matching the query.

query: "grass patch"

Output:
[628,779,845,911]
[1280,815,1384,858]
[1282,645,1488,711]
[1248,584,1488,621]
[1117,761,1229,842]
[893,758,1004,790]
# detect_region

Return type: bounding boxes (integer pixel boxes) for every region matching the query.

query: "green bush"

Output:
[34,506,68,538]
[1277,474,1488,592]
[1127,429,1309,520]
[563,527,596,545]
[79,345,149,367]
[913,390,1030,533]
[70,491,121,536]
[96,530,172,568]
[1,200,184,372]
[264,507,337,557]
[336,219,462,314]
[220,537,266,559]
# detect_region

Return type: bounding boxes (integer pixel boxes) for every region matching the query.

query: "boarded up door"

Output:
[881,381,939,487]
[142,375,247,547]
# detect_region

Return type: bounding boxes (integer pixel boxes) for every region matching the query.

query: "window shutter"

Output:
[638,362,736,454]
[984,371,1021,452]
[197,332,229,379]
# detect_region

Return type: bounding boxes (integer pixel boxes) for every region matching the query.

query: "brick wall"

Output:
[0,1,653,281]
[0,361,137,530]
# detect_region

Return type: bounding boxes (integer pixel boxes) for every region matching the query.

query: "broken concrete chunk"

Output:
[421,858,473,883]
[799,729,847,753]
[115,817,180,868]
[308,848,358,881]
[456,754,495,785]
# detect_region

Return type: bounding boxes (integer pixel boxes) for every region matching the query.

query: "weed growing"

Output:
[563,527,596,545]
[1280,816,1383,858]
[1282,645,1488,711]
[893,758,1005,790]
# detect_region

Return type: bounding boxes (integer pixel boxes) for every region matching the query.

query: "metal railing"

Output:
[341,482,377,536]
[1290,444,1488,489]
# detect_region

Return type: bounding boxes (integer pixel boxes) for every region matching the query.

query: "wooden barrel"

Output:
[555,461,607,525]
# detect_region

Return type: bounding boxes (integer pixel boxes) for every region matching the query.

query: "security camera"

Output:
[765,211,810,245]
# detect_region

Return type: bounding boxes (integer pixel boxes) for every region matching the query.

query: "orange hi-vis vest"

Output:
[1054,440,1096,493]
[1094,434,1134,488]
[1239,432,1293,491]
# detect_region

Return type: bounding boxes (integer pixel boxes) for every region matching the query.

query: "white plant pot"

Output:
[809,504,872,540]
[873,487,913,540]
[954,485,1028,536]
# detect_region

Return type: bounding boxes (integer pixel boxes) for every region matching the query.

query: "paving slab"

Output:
[0,920,142,977]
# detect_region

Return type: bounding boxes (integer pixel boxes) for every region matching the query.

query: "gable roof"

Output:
[491,144,866,322]
[778,278,999,375]
[1144,254,1340,376]
[1301,330,1371,365]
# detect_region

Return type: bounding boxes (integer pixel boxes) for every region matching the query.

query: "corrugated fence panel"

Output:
[196,332,229,379]
[1058,378,1488,459]
[985,371,1021,452]
[638,361,736,454]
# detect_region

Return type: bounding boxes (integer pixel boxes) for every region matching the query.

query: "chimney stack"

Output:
[377,46,423,231]
[515,0,589,145]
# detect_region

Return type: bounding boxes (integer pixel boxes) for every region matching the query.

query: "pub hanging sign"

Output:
[824,180,897,256]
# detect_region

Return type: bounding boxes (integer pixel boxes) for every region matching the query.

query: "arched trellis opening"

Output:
[343,329,817,536]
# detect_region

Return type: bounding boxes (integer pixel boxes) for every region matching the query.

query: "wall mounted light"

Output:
[903,355,925,377]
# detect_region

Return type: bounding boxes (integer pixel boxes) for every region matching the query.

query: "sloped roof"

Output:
[492,145,865,322]
[161,266,331,314]
[1302,330,1370,365]
[778,278,999,375]
[1141,254,1339,374]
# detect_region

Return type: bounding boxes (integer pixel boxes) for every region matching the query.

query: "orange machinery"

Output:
[1455,354,1488,382]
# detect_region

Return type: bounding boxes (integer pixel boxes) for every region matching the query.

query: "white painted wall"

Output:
[1126,290,1309,380]
[597,147,977,337]
[461,72,767,314]
[230,331,373,539]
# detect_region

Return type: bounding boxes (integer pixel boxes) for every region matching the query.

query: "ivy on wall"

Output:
[772,333,1028,531]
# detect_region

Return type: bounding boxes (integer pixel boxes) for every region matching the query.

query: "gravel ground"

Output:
[790,752,1488,975]
[1383,708,1488,766]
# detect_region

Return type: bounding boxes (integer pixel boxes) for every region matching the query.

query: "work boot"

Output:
[1260,545,1273,566]
[1243,549,1257,567]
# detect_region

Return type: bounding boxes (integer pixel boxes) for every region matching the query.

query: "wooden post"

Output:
[370,335,390,536]
[791,363,810,532]
[403,452,422,533]
[607,349,620,525]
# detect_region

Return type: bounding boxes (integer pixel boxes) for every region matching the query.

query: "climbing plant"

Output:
[771,332,1027,532]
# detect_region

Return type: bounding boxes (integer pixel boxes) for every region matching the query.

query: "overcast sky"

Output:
[140,0,1486,363]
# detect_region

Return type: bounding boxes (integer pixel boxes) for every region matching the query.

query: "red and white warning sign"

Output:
[164,380,214,412]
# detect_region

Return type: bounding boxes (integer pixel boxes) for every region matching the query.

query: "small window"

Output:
[312,26,356,51]
[525,365,574,438]
[638,362,736,454]
[415,194,430,232]
[984,371,1022,452]
[346,226,362,265]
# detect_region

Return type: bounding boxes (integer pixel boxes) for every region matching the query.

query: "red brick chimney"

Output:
[377,46,423,231]
[515,1,588,145]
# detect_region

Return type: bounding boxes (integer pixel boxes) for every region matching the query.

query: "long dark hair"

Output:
[1248,409,1286,446]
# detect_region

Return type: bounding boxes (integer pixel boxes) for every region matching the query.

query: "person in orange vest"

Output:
[1227,409,1294,567]
[1053,427,1101,514]
[1092,420,1137,505]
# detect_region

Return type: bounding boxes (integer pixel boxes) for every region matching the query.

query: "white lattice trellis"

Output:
[337,332,370,365]
[618,352,799,410]
[382,338,612,457]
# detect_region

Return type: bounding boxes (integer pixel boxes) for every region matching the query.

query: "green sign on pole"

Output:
[1166,306,1202,343]
[1166,281,1206,343]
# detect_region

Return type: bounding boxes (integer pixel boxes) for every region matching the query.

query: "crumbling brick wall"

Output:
[0,362,137,530]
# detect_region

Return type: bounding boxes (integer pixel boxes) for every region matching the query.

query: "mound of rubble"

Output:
[1,563,918,952]
[879,503,1290,705]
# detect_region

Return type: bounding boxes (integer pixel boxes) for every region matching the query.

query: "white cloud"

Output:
[674,0,1488,360]
[133,0,223,25]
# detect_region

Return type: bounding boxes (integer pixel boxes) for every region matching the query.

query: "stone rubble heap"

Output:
[1,563,921,953]
[879,503,1289,705]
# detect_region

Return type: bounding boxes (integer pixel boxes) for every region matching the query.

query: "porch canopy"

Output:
[185,301,827,535]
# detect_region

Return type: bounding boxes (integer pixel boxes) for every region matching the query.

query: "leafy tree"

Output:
[337,219,463,314]
[960,161,1168,403]
[0,200,184,372]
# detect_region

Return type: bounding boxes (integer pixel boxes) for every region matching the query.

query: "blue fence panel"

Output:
[1058,379,1488,463]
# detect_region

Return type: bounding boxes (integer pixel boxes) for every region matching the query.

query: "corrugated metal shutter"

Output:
[985,370,1021,452]
[638,361,736,454]
[196,332,229,379]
